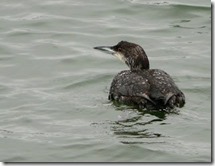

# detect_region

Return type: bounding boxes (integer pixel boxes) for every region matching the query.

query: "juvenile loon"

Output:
[94,41,185,110]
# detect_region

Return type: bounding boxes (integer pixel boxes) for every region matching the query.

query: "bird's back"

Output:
[109,69,185,110]
[143,69,185,108]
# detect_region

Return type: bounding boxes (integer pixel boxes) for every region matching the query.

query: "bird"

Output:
[94,41,185,110]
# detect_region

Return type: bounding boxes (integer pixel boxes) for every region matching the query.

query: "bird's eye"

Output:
[118,48,122,52]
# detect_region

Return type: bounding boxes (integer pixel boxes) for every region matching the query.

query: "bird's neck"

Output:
[127,54,150,71]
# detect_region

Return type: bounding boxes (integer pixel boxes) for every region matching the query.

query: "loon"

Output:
[94,41,185,110]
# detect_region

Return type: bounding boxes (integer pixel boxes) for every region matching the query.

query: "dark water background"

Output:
[0,0,211,162]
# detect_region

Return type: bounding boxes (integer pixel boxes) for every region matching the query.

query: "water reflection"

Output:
[110,109,178,144]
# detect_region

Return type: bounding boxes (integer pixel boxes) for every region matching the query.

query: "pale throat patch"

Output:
[113,52,125,63]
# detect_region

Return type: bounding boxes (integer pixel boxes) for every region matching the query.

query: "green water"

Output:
[0,0,211,162]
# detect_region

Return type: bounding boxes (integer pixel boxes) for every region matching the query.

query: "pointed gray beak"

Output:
[94,46,116,55]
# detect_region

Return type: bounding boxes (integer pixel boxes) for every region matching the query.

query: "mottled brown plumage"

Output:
[94,41,185,110]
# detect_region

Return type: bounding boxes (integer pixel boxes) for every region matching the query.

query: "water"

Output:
[0,0,211,162]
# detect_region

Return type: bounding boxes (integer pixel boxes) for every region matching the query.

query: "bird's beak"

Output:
[94,45,126,63]
[93,46,116,55]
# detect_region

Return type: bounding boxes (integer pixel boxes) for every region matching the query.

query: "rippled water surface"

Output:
[0,0,211,162]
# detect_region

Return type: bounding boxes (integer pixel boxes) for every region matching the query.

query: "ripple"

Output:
[0,0,211,162]
[63,74,111,90]
[170,3,211,10]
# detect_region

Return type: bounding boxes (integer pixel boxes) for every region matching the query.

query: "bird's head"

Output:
[94,41,149,71]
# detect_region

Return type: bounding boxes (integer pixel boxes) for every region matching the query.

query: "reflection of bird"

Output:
[94,41,185,110]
